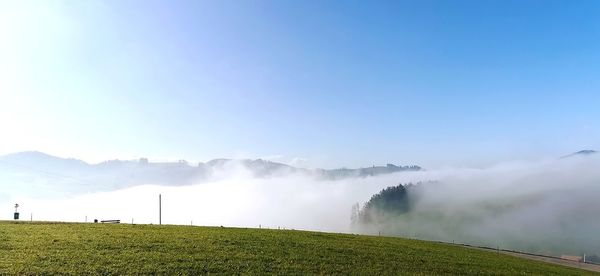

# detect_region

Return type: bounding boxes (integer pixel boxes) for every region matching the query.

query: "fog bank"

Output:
[356,155,600,256]
[2,155,599,256]
[1,168,409,232]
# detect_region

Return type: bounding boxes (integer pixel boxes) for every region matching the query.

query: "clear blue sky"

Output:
[1,0,599,168]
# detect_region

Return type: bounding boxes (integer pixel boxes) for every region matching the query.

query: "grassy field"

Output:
[0,221,594,275]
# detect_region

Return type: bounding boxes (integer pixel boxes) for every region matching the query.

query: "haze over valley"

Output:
[2,150,598,258]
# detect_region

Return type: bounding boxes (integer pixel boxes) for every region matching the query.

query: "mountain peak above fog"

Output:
[0,151,89,166]
[3,150,62,160]
[574,149,597,155]
[561,149,597,159]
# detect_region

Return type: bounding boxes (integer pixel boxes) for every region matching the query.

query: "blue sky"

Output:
[1,0,599,169]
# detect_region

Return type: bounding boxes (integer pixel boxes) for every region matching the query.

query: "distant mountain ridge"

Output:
[560,149,597,159]
[0,151,422,196]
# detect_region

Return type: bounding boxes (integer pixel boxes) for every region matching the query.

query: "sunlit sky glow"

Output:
[1,0,599,169]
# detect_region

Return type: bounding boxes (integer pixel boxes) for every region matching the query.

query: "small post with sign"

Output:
[14,203,19,220]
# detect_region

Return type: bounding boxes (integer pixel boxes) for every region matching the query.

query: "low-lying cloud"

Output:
[356,156,600,256]
[1,164,405,232]
[2,155,599,256]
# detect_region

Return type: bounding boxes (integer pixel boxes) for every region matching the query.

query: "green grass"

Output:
[0,221,594,275]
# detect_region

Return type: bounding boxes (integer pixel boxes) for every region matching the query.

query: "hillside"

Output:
[0,151,421,196]
[353,180,600,257]
[0,222,593,275]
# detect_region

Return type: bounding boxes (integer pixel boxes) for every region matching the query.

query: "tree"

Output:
[359,184,410,224]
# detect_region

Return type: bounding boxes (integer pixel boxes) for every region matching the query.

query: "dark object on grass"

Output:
[14,203,19,220]
[101,220,120,223]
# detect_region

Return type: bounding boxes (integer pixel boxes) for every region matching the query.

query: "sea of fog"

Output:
[1,156,599,255]
[0,169,409,232]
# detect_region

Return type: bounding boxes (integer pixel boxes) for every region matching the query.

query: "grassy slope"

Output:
[0,221,593,275]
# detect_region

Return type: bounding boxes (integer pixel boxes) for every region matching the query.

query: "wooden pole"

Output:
[159,194,162,225]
